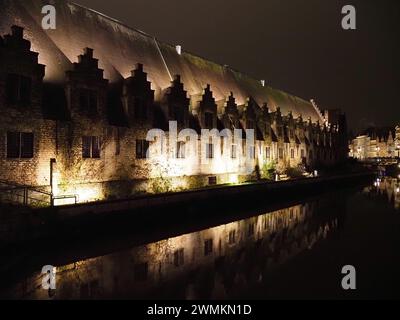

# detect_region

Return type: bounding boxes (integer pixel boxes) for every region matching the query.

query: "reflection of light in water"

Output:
[366,177,400,210]
[8,201,338,300]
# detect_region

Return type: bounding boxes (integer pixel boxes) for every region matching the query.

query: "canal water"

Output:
[1,175,400,300]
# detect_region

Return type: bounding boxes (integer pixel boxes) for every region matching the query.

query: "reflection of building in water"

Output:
[364,177,400,210]
[9,202,339,300]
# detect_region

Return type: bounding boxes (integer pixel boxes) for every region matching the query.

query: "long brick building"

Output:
[0,0,347,204]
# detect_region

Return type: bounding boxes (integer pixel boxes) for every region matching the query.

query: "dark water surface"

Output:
[1,176,400,300]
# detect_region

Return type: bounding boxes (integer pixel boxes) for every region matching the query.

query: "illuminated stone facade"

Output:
[349,126,400,160]
[0,1,348,203]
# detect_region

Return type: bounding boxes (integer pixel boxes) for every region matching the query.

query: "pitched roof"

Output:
[0,0,324,123]
[362,127,395,141]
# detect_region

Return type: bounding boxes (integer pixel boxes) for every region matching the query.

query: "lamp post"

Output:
[50,158,57,205]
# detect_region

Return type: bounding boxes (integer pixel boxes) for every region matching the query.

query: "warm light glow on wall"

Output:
[229,174,239,185]
[76,186,104,203]
[53,183,104,204]
[53,196,77,206]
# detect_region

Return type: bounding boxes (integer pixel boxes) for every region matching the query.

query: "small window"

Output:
[82,136,101,159]
[208,176,217,185]
[228,230,236,245]
[115,129,121,156]
[176,141,186,159]
[6,132,34,159]
[249,146,256,159]
[6,74,31,107]
[231,145,237,159]
[174,249,184,267]
[136,140,150,159]
[266,147,271,159]
[301,149,305,158]
[206,143,214,159]
[204,239,213,256]
[291,149,295,159]
[79,88,98,115]
[204,112,213,129]
[279,148,284,159]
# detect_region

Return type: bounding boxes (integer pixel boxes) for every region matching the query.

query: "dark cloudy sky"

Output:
[73,0,400,132]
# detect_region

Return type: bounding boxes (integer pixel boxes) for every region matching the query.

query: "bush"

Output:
[285,166,305,179]
[261,162,276,180]
[150,175,172,194]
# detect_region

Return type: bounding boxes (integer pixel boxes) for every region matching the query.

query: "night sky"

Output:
[73,0,400,132]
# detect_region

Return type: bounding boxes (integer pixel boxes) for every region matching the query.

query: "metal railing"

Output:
[0,180,52,207]
[51,194,78,206]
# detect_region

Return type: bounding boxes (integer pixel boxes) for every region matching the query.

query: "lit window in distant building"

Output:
[82,136,101,159]
[136,139,150,159]
[6,132,34,159]
[6,74,32,107]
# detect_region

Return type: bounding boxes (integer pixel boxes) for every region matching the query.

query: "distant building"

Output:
[0,0,348,204]
[349,126,400,160]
